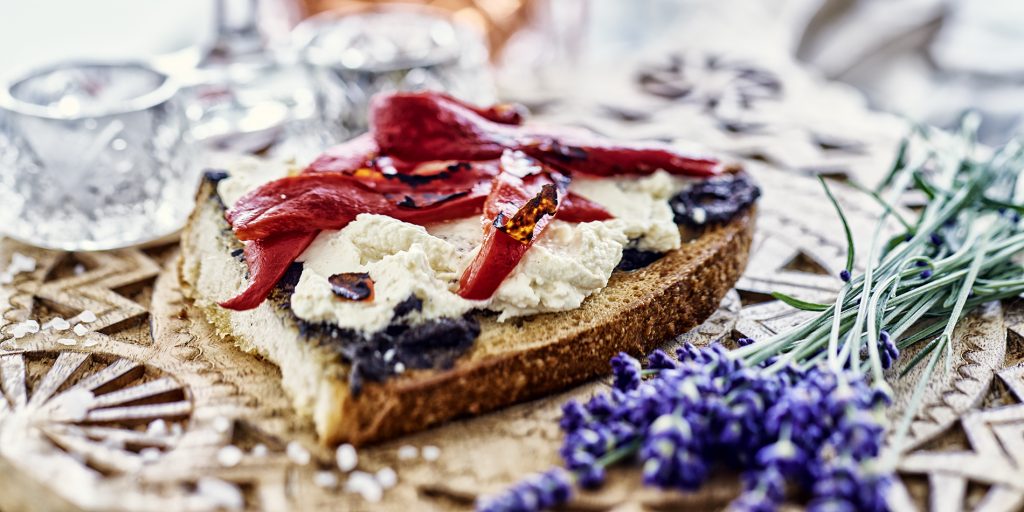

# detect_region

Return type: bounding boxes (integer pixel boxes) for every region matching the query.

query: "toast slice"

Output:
[180,176,755,445]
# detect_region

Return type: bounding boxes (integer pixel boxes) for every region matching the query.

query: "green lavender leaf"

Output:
[770,292,830,312]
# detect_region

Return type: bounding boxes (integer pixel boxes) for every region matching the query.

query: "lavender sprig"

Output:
[477,347,891,511]
[479,117,1024,511]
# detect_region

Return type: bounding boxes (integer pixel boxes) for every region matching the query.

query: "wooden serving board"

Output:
[0,47,1020,511]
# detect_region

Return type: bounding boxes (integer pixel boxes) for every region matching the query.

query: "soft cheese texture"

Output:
[570,171,686,252]
[217,157,294,208]
[292,215,480,334]
[487,220,626,320]
[218,159,694,333]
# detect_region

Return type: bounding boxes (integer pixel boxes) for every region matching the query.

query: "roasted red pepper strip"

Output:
[370,92,729,177]
[458,156,570,300]
[219,230,317,311]
[559,193,614,223]
[227,172,492,241]
[425,91,527,125]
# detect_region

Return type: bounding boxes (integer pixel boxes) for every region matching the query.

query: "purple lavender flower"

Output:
[647,349,677,370]
[489,345,892,512]
[919,269,933,279]
[877,331,900,369]
[640,413,706,490]
[560,400,590,432]
[610,352,642,391]
[737,337,756,347]
[839,269,851,282]
[475,468,573,512]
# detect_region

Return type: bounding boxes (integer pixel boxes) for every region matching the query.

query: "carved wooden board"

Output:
[0,47,1014,511]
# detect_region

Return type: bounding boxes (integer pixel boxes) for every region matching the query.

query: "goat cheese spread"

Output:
[217,158,690,334]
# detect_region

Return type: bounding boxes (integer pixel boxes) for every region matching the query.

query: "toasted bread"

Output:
[179,177,755,445]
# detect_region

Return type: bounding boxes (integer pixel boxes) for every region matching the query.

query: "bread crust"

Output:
[180,179,755,445]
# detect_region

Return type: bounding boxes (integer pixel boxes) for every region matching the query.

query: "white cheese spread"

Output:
[569,171,686,252]
[221,160,693,334]
[217,157,295,209]
[291,215,480,335]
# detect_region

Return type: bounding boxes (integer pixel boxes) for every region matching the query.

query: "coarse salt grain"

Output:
[422,445,440,461]
[287,441,311,465]
[397,445,418,460]
[140,447,162,463]
[196,477,244,511]
[73,324,89,336]
[376,467,397,489]
[78,310,97,323]
[394,362,406,373]
[9,253,36,274]
[170,423,184,437]
[82,339,98,348]
[73,264,86,276]
[45,317,70,331]
[251,443,268,457]
[217,445,244,467]
[213,416,232,434]
[345,471,383,503]
[314,470,339,489]
[10,320,38,339]
[147,419,169,437]
[57,338,76,346]
[336,443,358,472]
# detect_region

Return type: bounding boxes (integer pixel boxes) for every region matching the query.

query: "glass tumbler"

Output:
[293,4,494,141]
[0,62,199,251]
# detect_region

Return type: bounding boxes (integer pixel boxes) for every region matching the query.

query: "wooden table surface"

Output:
[0,46,1020,512]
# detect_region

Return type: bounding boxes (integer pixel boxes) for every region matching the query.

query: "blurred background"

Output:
[4,0,1023,145]
[0,0,1020,250]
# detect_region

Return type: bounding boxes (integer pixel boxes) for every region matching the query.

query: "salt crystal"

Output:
[57,338,76,346]
[170,423,184,437]
[286,441,311,465]
[0,273,12,285]
[383,348,395,362]
[213,416,232,434]
[73,324,88,336]
[47,387,94,422]
[46,317,70,331]
[336,443,358,472]
[147,419,169,436]
[251,443,268,457]
[73,264,86,276]
[78,310,97,323]
[82,339,98,348]
[345,471,383,502]
[397,445,418,460]
[9,253,36,274]
[140,447,162,463]
[196,477,244,511]
[314,470,339,489]
[422,445,440,461]
[217,445,244,467]
[394,362,406,373]
[11,320,40,339]
[376,467,397,489]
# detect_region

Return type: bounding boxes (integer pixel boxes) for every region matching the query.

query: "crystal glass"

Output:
[293,4,494,141]
[179,0,316,156]
[0,62,198,251]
